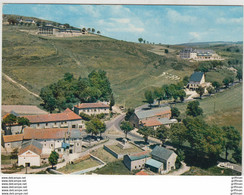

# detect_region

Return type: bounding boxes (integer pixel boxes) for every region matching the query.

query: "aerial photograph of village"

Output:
[1,4,243,176]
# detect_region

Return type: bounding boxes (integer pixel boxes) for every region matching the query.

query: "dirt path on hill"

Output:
[3,73,40,98]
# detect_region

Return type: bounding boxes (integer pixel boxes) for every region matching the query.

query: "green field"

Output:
[107,144,143,155]
[90,148,117,163]
[175,83,242,132]
[92,160,133,175]
[2,25,194,108]
[58,157,100,174]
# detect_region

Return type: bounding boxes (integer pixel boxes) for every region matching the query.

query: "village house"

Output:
[129,106,172,128]
[2,134,24,153]
[180,48,222,61]
[123,151,151,171]
[24,108,84,130]
[18,140,43,167]
[23,127,83,155]
[38,26,86,37]
[141,118,177,130]
[74,102,110,116]
[187,71,205,91]
[145,146,177,174]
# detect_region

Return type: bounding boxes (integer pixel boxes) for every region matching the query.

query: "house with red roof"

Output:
[2,134,24,152]
[24,108,84,130]
[74,102,109,116]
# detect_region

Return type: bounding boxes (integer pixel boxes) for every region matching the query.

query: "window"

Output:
[54,122,57,125]
[37,123,39,127]
[72,125,76,128]
[50,144,54,148]
[46,123,48,126]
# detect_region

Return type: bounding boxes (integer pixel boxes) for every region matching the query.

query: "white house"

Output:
[74,102,110,116]
[18,140,43,167]
[187,72,205,91]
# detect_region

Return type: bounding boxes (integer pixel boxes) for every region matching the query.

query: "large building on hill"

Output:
[180,48,222,61]
[38,26,87,37]
[74,102,110,116]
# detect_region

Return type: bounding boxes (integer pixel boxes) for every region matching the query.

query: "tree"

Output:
[171,107,180,119]
[232,147,242,163]
[222,126,241,160]
[236,68,242,82]
[138,38,143,43]
[87,28,91,32]
[143,40,146,44]
[2,114,17,132]
[153,87,164,105]
[120,121,134,139]
[183,117,225,160]
[40,87,57,113]
[165,49,169,54]
[97,31,101,35]
[92,28,95,33]
[182,76,189,86]
[125,108,135,121]
[79,112,92,121]
[212,81,221,92]
[169,123,187,146]
[17,117,30,133]
[156,125,169,146]
[196,86,205,99]
[64,23,70,29]
[223,77,230,88]
[85,118,106,137]
[178,89,186,102]
[144,90,154,106]
[109,93,115,111]
[48,151,59,168]
[229,76,234,85]
[186,101,203,117]
[207,86,214,96]
[138,127,152,143]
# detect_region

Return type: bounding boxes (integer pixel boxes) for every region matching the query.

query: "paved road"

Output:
[167,162,190,176]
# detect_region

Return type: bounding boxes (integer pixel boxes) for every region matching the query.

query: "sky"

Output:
[3,4,243,44]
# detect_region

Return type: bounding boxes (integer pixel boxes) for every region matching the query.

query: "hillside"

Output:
[2,17,242,108]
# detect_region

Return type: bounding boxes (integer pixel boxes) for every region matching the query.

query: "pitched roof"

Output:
[2,105,48,116]
[74,102,109,109]
[141,118,174,127]
[136,107,171,120]
[24,108,81,123]
[23,127,82,140]
[127,151,151,161]
[145,159,163,169]
[19,140,43,156]
[151,146,175,161]
[189,72,204,82]
[136,170,149,175]
[3,134,24,143]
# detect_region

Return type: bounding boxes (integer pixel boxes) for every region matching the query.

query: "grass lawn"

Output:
[58,157,101,174]
[107,144,143,155]
[2,77,41,105]
[183,166,241,176]
[90,148,117,163]
[92,160,133,175]
[175,83,242,132]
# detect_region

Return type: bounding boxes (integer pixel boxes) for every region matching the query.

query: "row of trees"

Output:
[144,82,187,105]
[87,28,101,35]
[40,70,113,113]
[134,101,241,164]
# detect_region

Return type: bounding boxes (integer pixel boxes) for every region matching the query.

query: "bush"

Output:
[96,113,105,119]
[80,112,92,121]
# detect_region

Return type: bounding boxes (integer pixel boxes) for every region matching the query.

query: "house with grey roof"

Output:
[123,151,151,171]
[187,71,205,91]
[129,106,171,129]
[146,146,177,173]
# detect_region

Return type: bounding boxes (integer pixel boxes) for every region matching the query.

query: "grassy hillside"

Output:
[2,23,242,109]
[2,25,194,107]
[175,83,242,133]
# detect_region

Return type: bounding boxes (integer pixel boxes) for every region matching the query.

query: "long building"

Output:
[180,48,222,61]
